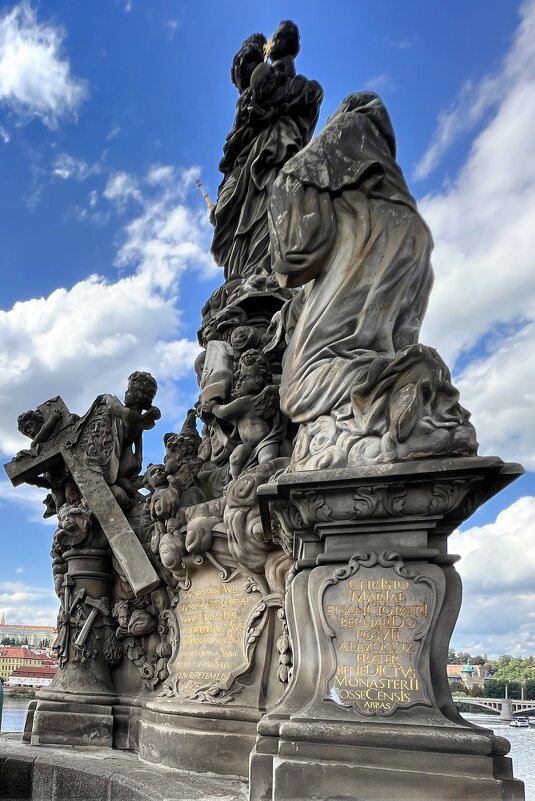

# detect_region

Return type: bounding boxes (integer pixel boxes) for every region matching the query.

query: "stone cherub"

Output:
[16,401,80,517]
[201,349,282,479]
[77,371,161,511]
[145,409,204,559]
[144,463,176,555]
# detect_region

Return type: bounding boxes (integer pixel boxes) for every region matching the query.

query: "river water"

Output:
[0,701,533,798]
[1,697,29,735]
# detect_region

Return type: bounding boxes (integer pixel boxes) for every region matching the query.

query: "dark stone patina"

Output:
[1,19,525,801]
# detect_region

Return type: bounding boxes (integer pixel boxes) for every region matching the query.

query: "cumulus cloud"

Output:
[0,166,213,460]
[103,170,142,211]
[0,2,86,128]
[146,164,175,186]
[0,580,58,626]
[419,0,535,468]
[414,3,535,180]
[115,166,215,287]
[450,497,535,657]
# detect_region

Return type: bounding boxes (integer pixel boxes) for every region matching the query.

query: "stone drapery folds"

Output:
[269,92,477,469]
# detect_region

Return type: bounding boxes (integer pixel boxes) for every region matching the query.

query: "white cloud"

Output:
[0,2,86,128]
[414,75,501,181]
[364,73,393,92]
[146,164,174,186]
[167,19,179,39]
[0,480,54,524]
[106,125,121,141]
[52,152,103,181]
[450,497,535,657]
[0,580,57,627]
[103,170,142,211]
[115,165,216,286]
[0,167,213,462]
[414,2,535,180]
[419,0,535,468]
[0,124,9,143]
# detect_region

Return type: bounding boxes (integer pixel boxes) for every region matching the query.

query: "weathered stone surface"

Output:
[0,754,33,801]
[269,93,477,470]
[1,18,527,801]
[5,374,161,597]
[0,734,247,801]
[168,561,263,700]
[250,457,525,801]
[212,21,323,281]
[30,701,113,748]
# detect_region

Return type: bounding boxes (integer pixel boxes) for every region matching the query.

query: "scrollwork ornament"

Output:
[290,490,333,527]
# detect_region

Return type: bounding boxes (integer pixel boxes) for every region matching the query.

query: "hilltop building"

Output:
[0,614,55,648]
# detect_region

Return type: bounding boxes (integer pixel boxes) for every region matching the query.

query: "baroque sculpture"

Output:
[4,19,525,801]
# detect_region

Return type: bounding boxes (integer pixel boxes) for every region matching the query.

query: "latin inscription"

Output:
[323,568,433,715]
[174,564,258,697]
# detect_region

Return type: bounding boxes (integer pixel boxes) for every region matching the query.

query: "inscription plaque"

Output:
[320,552,435,716]
[174,561,261,699]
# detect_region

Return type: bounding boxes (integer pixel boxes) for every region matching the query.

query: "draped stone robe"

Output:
[269,94,435,428]
[212,74,323,280]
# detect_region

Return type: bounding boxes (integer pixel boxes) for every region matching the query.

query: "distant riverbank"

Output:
[2,689,36,700]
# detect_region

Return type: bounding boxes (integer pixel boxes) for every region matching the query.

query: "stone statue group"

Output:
[6,23,510,799]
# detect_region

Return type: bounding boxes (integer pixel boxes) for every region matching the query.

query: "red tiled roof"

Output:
[9,665,57,678]
[0,646,42,659]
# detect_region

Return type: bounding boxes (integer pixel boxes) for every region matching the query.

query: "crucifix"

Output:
[5,395,160,597]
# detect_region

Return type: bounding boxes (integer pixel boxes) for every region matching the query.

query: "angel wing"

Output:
[252,384,279,419]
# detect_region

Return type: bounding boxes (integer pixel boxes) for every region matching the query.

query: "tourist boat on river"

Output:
[509,717,530,728]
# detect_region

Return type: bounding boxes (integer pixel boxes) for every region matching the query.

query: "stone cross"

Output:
[4,397,160,597]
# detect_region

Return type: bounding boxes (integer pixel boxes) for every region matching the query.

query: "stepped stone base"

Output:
[0,734,246,801]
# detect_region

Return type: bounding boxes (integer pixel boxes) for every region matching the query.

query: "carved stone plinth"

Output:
[25,545,117,748]
[137,534,290,777]
[250,456,525,801]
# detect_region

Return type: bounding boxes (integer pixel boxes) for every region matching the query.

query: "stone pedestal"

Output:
[25,545,117,748]
[138,535,290,778]
[250,456,525,801]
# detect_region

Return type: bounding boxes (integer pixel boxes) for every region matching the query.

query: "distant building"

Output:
[447,663,491,691]
[0,646,56,681]
[0,614,55,648]
[6,665,57,688]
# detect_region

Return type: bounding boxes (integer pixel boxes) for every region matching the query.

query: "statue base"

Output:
[251,456,525,801]
[139,700,260,778]
[23,698,114,749]
[23,544,117,749]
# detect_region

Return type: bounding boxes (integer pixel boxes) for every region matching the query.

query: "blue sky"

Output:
[0,0,533,659]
